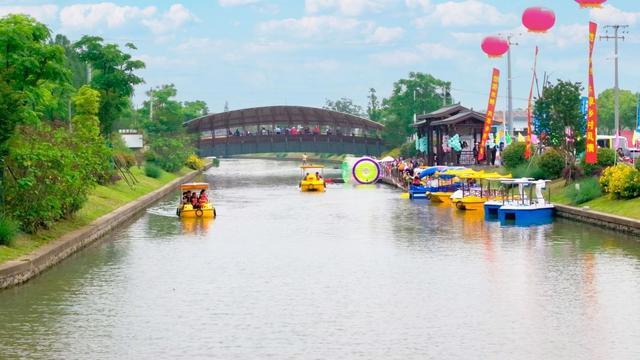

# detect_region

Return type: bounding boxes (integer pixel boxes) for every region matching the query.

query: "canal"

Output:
[1,159,640,359]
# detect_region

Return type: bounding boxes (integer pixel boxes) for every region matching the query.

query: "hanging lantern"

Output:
[522,7,556,33]
[481,36,509,58]
[575,0,607,8]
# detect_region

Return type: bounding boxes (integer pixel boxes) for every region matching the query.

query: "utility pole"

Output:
[149,89,154,121]
[601,25,629,146]
[86,63,92,83]
[498,33,519,139]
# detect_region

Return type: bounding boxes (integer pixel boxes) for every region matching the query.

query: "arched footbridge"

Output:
[184,106,385,157]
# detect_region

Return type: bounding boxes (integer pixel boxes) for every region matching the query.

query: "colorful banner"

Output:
[478,68,500,162]
[634,97,640,147]
[585,22,598,164]
[525,46,539,160]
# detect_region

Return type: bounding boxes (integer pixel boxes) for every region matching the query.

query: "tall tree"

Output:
[597,88,638,132]
[323,97,365,117]
[533,80,583,148]
[74,36,145,135]
[380,72,448,148]
[0,14,69,208]
[367,88,382,122]
[183,100,209,121]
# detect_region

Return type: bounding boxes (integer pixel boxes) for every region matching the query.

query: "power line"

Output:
[600,24,629,154]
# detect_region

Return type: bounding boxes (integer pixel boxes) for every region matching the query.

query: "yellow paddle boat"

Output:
[453,172,512,211]
[429,168,467,204]
[177,182,216,218]
[299,165,326,192]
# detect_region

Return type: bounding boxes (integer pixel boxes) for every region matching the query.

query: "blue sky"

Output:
[2,0,640,115]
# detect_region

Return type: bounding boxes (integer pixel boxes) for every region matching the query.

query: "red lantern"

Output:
[575,0,607,8]
[522,7,556,33]
[481,36,509,58]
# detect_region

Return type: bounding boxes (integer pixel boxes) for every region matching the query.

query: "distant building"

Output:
[494,110,528,132]
[118,129,144,150]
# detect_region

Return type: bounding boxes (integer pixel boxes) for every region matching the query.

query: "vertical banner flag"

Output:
[585,21,598,164]
[525,46,539,160]
[478,68,500,162]
[634,96,640,147]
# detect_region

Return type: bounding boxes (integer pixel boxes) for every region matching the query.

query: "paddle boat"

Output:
[408,166,447,199]
[299,165,326,192]
[452,172,511,211]
[429,168,466,204]
[497,179,554,226]
[177,182,216,218]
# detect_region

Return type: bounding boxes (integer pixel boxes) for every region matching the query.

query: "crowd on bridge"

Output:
[226,126,376,138]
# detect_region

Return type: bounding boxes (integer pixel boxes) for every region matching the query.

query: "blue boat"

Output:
[494,179,554,226]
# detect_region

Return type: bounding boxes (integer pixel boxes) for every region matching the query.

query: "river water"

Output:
[1,159,640,359]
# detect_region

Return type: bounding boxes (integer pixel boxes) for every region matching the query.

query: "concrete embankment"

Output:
[0,165,212,290]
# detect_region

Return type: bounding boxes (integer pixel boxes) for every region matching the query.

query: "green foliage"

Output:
[144,163,162,179]
[323,97,365,117]
[501,142,528,170]
[597,148,617,167]
[5,124,98,233]
[636,161,640,172]
[72,86,112,183]
[74,36,145,135]
[0,216,18,246]
[380,72,449,148]
[538,149,565,179]
[182,100,209,121]
[185,154,205,170]
[367,88,382,122]
[150,137,191,173]
[533,80,584,152]
[511,162,546,180]
[564,177,602,205]
[111,133,136,169]
[399,142,418,158]
[600,164,640,199]
[597,88,639,132]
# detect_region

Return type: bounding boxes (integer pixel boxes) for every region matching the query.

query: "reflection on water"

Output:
[0,159,639,359]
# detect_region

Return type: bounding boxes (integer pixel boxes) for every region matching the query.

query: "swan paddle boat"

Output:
[299,165,326,192]
[177,182,216,218]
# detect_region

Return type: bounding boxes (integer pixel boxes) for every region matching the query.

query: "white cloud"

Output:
[0,5,58,22]
[590,5,640,26]
[368,26,404,44]
[405,0,430,12]
[59,3,157,29]
[305,0,389,16]
[450,31,485,44]
[142,4,197,34]
[257,15,371,39]
[370,41,459,66]
[59,3,195,34]
[219,0,261,6]
[415,0,515,28]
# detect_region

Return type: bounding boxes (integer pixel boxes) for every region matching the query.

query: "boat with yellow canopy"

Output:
[452,172,512,211]
[299,165,326,192]
[429,168,468,204]
[177,182,216,218]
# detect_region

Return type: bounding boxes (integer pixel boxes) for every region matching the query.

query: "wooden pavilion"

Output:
[413,104,500,166]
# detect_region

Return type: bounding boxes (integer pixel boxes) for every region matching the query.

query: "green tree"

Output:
[323,97,365,117]
[597,88,638,132]
[533,80,583,148]
[72,86,111,183]
[380,72,448,148]
[74,36,145,135]
[367,88,382,122]
[183,100,209,121]
[0,14,69,209]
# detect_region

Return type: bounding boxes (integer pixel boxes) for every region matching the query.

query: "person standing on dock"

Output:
[302,153,308,165]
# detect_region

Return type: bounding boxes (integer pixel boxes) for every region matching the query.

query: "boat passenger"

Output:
[198,190,208,205]
[190,192,199,208]
[412,175,421,186]
[183,191,192,205]
[315,172,322,180]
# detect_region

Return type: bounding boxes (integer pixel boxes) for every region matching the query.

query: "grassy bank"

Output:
[550,180,640,220]
[0,166,192,264]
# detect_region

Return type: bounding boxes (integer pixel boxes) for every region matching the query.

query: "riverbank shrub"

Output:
[144,163,162,178]
[581,148,618,176]
[5,124,97,233]
[185,154,205,170]
[538,149,564,179]
[511,162,545,180]
[564,177,602,205]
[600,164,640,199]
[149,137,191,173]
[399,141,418,158]
[0,216,18,246]
[502,143,528,170]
